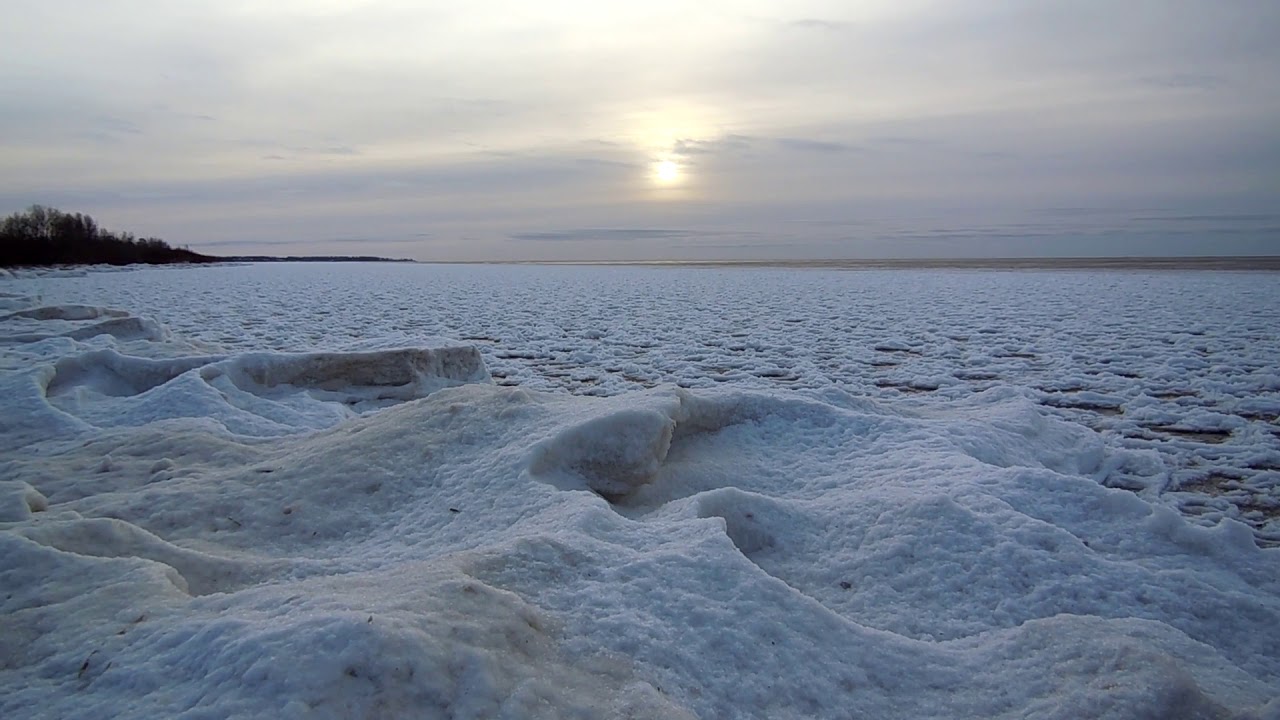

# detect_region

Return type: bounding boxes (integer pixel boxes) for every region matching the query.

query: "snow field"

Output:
[1,265,1278,719]
[14,263,1278,543]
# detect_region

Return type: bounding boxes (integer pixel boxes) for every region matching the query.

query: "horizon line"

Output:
[406,256,1280,270]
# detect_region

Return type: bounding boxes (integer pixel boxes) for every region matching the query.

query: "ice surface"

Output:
[2,263,1278,719]
[16,262,1279,542]
[0,324,489,442]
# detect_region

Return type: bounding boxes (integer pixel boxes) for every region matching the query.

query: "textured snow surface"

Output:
[2,263,1279,719]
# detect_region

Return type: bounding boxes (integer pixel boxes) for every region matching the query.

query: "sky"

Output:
[1,0,1278,261]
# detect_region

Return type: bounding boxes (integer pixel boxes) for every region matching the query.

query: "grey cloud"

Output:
[510,229,698,242]
[670,132,876,165]
[3,150,631,210]
[1138,74,1226,91]
[775,137,855,154]
[257,147,359,161]
[673,135,753,157]
[150,105,219,122]
[1131,213,1280,223]
[200,235,425,248]
[784,219,872,228]
[508,227,767,244]
[316,146,359,156]
[868,136,941,149]
[42,113,146,146]
[573,157,639,169]
[93,115,143,135]
[237,139,361,157]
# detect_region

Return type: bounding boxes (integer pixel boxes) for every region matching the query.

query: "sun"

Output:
[654,160,680,184]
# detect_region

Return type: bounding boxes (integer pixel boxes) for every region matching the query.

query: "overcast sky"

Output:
[2,0,1277,260]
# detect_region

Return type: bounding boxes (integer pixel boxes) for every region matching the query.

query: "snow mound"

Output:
[529,405,676,499]
[0,296,35,312]
[690,487,787,556]
[26,343,491,437]
[212,343,490,396]
[14,516,279,596]
[67,315,166,342]
[0,481,48,522]
[1,304,129,322]
[0,303,166,343]
[526,389,758,500]
[47,349,223,397]
[0,534,692,719]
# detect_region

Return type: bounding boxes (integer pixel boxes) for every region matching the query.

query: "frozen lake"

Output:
[20,262,1280,398]
[2,262,1278,719]
[18,262,1280,541]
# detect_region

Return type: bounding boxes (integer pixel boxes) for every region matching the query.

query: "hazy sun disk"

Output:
[654,160,680,184]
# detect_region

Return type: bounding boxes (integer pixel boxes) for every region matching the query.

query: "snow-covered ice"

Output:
[1,263,1278,719]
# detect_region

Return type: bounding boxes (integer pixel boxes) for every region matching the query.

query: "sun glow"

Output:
[654,160,680,184]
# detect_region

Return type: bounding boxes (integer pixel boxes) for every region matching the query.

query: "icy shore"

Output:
[1,269,1278,719]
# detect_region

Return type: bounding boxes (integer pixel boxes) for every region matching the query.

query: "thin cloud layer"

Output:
[1,0,1277,260]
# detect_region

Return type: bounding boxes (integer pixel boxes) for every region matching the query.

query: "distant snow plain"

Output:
[1,262,1277,719]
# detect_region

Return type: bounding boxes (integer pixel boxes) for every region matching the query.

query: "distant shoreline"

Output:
[216,255,415,263]
[440,256,1280,271]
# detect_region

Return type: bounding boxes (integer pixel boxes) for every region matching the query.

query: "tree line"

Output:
[0,205,216,267]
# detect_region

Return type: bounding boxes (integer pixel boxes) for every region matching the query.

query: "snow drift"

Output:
[0,306,490,442]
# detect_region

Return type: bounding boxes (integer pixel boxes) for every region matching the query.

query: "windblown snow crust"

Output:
[2,272,1279,719]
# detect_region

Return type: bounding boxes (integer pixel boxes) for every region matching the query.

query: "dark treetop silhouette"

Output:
[0,205,215,267]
